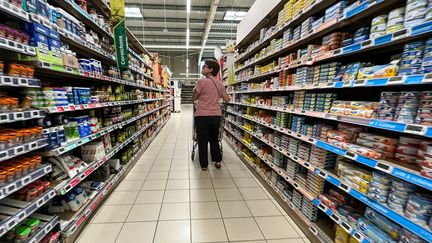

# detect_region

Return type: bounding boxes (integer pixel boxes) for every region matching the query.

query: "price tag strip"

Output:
[0,110,44,124]
[45,98,165,114]
[227,101,432,139]
[0,165,51,200]
[25,215,59,243]
[0,138,48,163]
[0,189,55,238]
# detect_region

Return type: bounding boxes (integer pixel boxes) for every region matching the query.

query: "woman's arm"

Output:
[193,80,201,101]
[221,86,231,103]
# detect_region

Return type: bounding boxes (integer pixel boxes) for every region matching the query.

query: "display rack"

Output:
[225,0,432,243]
[0,1,171,242]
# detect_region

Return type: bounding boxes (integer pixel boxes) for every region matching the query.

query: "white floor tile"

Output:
[115,222,157,243]
[77,223,122,243]
[191,202,221,219]
[126,204,161,222]
[191,219,228,242]
[159,203,190,220]
[154,220,190,243]
[223,217,264,241]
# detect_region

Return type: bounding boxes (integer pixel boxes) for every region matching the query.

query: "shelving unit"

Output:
[181,85,194,104]
[225,1,432,243]
[0,1,171,242]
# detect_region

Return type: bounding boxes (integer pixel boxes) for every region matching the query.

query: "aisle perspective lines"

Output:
[76,105,311,243]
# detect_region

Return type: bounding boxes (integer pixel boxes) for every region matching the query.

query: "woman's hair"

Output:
[204,59,220,76]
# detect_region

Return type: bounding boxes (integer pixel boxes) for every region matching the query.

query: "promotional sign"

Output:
[110,0,129,69]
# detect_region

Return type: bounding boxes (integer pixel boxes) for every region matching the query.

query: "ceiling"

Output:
[124,0,254,60]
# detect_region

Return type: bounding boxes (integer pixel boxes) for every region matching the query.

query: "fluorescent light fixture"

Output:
[186,59,189,69]
[187,0,191,14]
[186,68,189,77]
[145,45,217,49]
[125,7,143,18]
[186,28,190,49]
[224,11,247,21]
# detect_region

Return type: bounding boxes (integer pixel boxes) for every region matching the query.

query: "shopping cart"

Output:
[191,104,223,161]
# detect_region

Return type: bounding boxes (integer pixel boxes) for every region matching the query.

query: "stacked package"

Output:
[394,91,421,123]
[371,15,387,38]
[306,171,325,197]
[386,7,405,34]
[324,1,346,22]
[292,0,304,17]
[302,197,318,221]
[399,41,425,75]
[404,0,429,28]
[336,157,372,194]
[301,17,315,38]
[421,38,432,74]
[387,178,417,213]
[310,146,337,168]
[367,172,391,203]
[81,141,106,163]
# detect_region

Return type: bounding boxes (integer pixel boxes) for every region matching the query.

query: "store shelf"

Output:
[0,138,48,163]
[0,164,52,200]
[320,169,432,242]
[236,0,338,63]
[228,101,432,138]
[0,189,56,238]
[54,109,170,195]
[0,110,45,124]
[233,21,432,84]
[226,108,432,192]
[53,0,113,40]
[312,198,370,243]
[0,36,36,56]
[235,0,398,73]
[35,62,162,91]
[25,214,59,243]
[128,48,153,71]
[61,118,169,237]
[43,104,169,157]
[224,136,333,243]
[226,118,432,242]
[44,98,164,114]
[129,65,154,81]
[226,113,432,241]
[0,75,41,88]
[58,29,116,63]
[0,0,29,22]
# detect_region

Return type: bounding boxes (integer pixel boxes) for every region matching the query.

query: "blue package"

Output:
[364,208,401,240]
[36,0,49,19]
[354,35,369,43]
[357,217,397,243]
[49,29,60,40]
[24,21,50,35]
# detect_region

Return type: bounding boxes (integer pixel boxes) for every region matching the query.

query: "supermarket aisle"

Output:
[76,105,309,243]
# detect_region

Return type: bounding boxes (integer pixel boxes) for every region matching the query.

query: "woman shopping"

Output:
[193,59,231,171]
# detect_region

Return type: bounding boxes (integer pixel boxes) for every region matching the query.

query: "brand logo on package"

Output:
[111,0,129,69]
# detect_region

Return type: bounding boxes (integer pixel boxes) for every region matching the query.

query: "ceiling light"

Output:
[125,7,143,18]
[187,0,191,14]
[224,11,247,21]
[186,59,189,69]
[163,28,168,32]
[186,28,190,49]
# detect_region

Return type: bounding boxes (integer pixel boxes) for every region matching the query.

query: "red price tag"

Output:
[83,72,90,77]
[57,107,65,112]
[84,168,94,176]
[75,215,86,227]
[88,104,95,108]
[69,105,76,111]
[70,178,81,188]
[79,105,85,110]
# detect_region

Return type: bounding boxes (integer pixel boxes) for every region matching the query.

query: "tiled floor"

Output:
[77,105,309,243]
